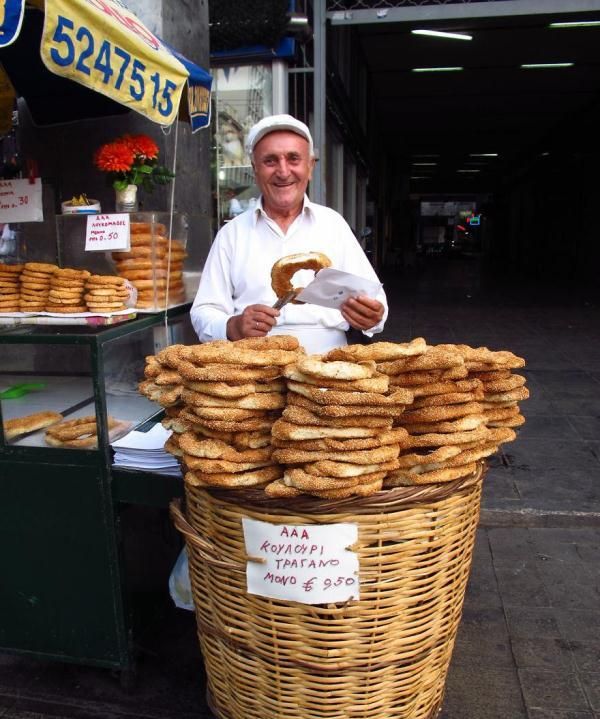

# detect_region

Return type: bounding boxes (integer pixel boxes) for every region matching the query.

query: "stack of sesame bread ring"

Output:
[84,275,129,313]
[138,336,305,490]
[140,337,528,498]
[111,221,187,310]
[0,262,23,313]
[19,262,58,312]
[46,267,91,313]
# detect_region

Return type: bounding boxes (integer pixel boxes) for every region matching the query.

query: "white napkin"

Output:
[295,268,383,310]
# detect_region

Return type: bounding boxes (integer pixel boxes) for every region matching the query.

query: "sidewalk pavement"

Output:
[1,258,599,719]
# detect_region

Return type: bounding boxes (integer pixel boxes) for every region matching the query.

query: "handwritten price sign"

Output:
[242,518,359,605]
[85,213,130,251]
[0,178,43,223]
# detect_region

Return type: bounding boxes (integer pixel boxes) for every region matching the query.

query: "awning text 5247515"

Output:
[37,0,212,131]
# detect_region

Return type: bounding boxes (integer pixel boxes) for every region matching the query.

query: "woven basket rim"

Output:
[186,461,485,515]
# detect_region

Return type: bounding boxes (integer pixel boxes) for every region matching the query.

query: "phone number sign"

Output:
[41,0,187,126]
[243,518,360,605]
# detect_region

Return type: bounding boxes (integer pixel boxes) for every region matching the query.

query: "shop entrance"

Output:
[324,1,600,288]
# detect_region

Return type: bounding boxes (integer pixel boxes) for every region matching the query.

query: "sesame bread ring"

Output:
[384,462,478,487]
[400,401,483,424]
[21,272,52,281]
[178,409,274,433]
[282,405,392,428]
[130,279,167,289]
[177,360,281,383]
[122,270,169,280]
[184,465,281,489]
[283,365,389,393]
[183,455,275,474]
[130,235,168,247]
[4,410,63,439]
[112,247,167,260]
[283,468,360,491]
[45,415,118,440]
[47,295,84,304]
[115,260,169,271]
[469,369,512,381]
[183,380,280,398]
[271,251,331,303]
[305,458,400,478]
[411,390,484,409]
[271,418,380,440]
[287,380,413,407]
[273,443,399,466]
[49,290,85,300]
[488,414,525,428]
[264,480,304,498]
[482,405,520,422]
[378,349,465,375]
[0,279,20,287]
[130,222,167,236]
[0,263,23,273]
[296,356,376,381]
[181,342,302,367]
[287,392,404,418]
[411,379,482,397]
[481,374,527,393]
[389,367,469,385]
[181,388,286,410]
[403,416,489,437]
[324,338,428,363]
[0,306,19,312]
[21,283,51,292]
[190,406,268,421]
[309,473,385,499]
[50,278,85,290]
[0,294,20,302]
[54,268,91,279]
[24,262,58,274]
[178,433,273,462]
[86,275,126,287]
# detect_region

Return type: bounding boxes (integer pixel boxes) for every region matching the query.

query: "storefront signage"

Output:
[0,178,43,222]
[0,0,25,48]
[242,518,360,605]
[41,0,212,129]
[85,213,130,251]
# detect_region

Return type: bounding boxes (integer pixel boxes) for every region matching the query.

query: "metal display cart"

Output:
[0,307,190,682]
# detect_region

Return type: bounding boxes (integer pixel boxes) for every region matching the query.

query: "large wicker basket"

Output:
[171,462,484,719]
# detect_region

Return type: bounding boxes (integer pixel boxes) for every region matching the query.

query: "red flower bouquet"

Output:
[94,134,174,192]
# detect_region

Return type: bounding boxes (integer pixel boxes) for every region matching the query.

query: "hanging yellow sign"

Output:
[41,0,188,126]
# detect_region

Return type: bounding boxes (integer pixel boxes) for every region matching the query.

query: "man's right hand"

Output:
[226,304,280,340]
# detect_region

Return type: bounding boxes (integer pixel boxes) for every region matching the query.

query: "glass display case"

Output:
[0,309,193,448]
[56,211,196,312]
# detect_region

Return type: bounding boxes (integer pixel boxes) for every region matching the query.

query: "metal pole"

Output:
[312,0,326,205]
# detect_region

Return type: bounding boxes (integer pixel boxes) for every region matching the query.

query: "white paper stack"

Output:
[111,422,182,476]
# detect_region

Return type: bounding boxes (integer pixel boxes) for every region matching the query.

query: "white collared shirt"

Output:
[190,196,388,348]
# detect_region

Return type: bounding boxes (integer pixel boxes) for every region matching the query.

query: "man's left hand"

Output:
[341,295,385,331]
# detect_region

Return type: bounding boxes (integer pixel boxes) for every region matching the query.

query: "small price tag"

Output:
[0,178,44,222]
[242,518,359,605]
[85,213,130,252]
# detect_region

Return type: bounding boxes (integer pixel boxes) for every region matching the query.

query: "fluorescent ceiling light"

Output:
[457,169,480,173]
[410,176,431,180]
[549,20,600,28]
[412,154,440,158]
[412,29,472,41]
[412,66,463,73]
[521,62,574,69]
[469,153,498,157]
[412,162,437,166]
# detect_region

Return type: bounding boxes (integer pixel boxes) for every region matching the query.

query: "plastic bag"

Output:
[168,547,194,611]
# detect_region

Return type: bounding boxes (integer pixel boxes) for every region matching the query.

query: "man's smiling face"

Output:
[252,130,315,217]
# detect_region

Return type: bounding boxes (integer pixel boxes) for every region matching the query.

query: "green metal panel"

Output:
[0,458,130,668]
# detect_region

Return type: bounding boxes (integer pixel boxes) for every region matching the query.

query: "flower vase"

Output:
[115,184,138,213]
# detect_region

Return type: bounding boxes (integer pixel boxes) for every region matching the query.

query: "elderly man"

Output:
[190,114,387,354]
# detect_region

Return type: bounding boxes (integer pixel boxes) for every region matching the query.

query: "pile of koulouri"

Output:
[139,336,528,498]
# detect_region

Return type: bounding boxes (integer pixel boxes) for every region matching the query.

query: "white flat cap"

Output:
[245,114,314,156]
